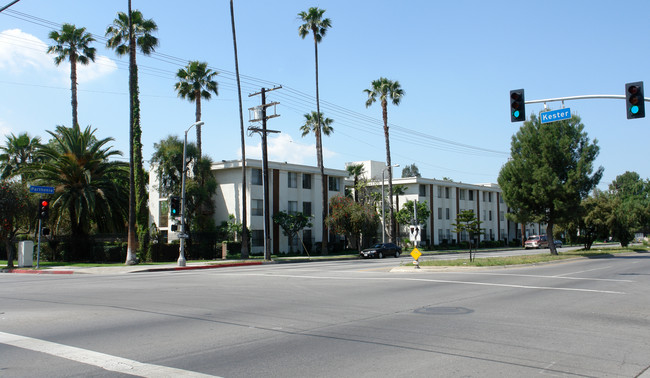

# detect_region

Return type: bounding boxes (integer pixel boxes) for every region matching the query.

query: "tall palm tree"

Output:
[0,132,41,181]
[298,6,332,253]
[174,61,219,159]
[230,0,249,258]
[47,23,96,128]
[106,7,158,264]
[27,124,128,237]
[364,77,404,242]
[346,163,365,203]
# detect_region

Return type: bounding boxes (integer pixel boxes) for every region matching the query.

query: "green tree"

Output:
[273,211,313,254]
[401,163,421,178]
[26,124,128,238]
[106,7,158,264]
[0,132,41,181]
[326,196,380,252]
[300,110,334,252]
[47,23,96,128]
[0,182,33,267]
[451,210,484,261]
[174,60,219,159]
[364,77,404,242]
[298,6,332,254]
[580,189,613,250]
[498,114,602,255]
[346,163,364,203]
[609,171,650,234]
[395,200,431,228]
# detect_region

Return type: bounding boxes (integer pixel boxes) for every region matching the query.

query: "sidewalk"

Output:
[1,260,264,275]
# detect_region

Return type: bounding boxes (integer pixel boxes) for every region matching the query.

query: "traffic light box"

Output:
[169,196,180,217]
[38,199,49,220]
[510,89,526,122]
[625,81,645,119]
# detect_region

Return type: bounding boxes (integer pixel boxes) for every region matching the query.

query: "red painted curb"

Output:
[3,269,74,274]
[137,261,263,273]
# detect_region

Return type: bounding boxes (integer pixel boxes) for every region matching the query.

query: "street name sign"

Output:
[29,185,55,194]
[540,108,571,124]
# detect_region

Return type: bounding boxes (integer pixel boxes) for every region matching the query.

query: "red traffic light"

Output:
[41,200,49,207]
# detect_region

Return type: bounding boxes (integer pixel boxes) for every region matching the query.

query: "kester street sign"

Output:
[29,185,55,194]
[540,108,571,124]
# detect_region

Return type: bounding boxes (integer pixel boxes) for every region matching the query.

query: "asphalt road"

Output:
[1,251,649,377]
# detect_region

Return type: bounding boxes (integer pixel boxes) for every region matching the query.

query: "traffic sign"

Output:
[540,108,571,124]
[410,247,422,261]
[29,185,55,194]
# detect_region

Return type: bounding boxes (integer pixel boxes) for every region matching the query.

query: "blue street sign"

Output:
[29,185,55,194]
[540,108,571,124]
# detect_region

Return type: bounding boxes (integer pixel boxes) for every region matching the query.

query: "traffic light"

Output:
[169,196,180,217]
[38,199,49,220]
[510,89,526,122]
[625,81,645,119]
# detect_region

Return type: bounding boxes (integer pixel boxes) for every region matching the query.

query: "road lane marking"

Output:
[0,331,219,377]
[221,273,626,294]
[439,272,633,282]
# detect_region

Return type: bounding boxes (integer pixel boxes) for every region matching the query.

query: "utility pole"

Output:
[249,86,281,261]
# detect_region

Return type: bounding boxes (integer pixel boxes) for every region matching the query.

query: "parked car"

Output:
[524,235,548,249]
[554,239,563,248]
[360,243,402,258]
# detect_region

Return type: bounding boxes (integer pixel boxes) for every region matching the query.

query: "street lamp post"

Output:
[178,120,204,266]
[381,164,399,244]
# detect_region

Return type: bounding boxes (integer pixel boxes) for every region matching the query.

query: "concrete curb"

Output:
[133,261,263,273]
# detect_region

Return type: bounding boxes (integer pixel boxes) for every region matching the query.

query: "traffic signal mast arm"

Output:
[524,94,649,105]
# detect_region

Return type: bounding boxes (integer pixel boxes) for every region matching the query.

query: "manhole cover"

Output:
[414,306,473,315]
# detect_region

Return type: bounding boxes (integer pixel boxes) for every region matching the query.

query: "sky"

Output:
[1,0,649,189]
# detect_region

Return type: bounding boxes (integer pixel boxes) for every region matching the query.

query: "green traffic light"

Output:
[631,105,639,114]
[513,110,520,118]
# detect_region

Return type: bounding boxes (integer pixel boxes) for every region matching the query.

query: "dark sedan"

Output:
[360,243,402,259]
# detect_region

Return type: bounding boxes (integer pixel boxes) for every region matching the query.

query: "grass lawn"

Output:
[413,246,649,267]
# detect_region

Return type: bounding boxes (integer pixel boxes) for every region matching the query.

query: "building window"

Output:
[288,201,298,215]
[438,228,443,242]
[252,169,263,185]
[489,192,493,202]
[288,172,297,188]
[438,207,442,220]
[252,199,263,216]
[469,190,474,201]
[489,210,492,221]
[445,208,450,220]
[499,194,504,204]
[303,173,312,189]
[303,201,312,216]
[437,186,443,198]
[501,229,506,240]
[482,192,487,202]
[328,177,340,191]
[500,211,505,221]
[445,187,450,199]
[419,184,426,197]
[461,231,468,242]
[251,230,264,247]
[489,229,494,240]
[459,189,465,200]
[446,229,451,242]
[483,210,487,221]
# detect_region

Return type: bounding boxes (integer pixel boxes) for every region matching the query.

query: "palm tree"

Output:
[47,23,96,128]
[174,61,219,159]
[106,7,158,264]
[0,132,41,181]
[27,124,128,237]
[298,7,332,252]
[364,77,404,242]
[346,163,365,203]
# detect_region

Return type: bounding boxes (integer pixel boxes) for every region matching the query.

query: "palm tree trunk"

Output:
[230,0,249,258]
[70,53,78,127]
[382,100,395,242]
[125,0,137,265]
[313,35,328,254]
[195,91,202,159]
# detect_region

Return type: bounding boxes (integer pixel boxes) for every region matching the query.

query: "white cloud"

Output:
[0,29,117,84]
[243,133,336,166]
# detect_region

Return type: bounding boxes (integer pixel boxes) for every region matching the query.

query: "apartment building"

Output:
[149,159,348,254]
[350,160,544,245]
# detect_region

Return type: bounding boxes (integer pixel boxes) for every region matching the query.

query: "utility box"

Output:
[18,241,34,267]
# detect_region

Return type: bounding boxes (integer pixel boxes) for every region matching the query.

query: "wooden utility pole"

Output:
[249,86,281,261]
